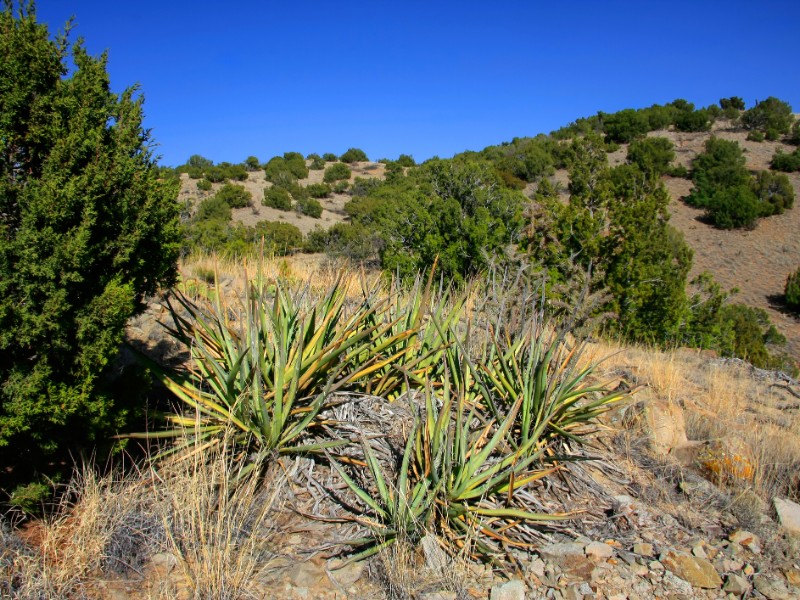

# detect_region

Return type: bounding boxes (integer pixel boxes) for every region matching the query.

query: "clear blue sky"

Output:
[34,0,800,167]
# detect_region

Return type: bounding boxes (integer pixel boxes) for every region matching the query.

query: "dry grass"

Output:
[595,340,800,503]
[0,436,286,599]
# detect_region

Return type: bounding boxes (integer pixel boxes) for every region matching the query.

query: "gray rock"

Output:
[490,579,526,600]
[774,497,800,537]
[421,533,449,575]
[421,593,457,600]
[659,550,722,589]
[327,559,363,587]
[286,561,327,588]
[632,542,654,557]
[753,573,792,600]
[584,541,614,561]
[539,542,594,580]
[722,573,750,596]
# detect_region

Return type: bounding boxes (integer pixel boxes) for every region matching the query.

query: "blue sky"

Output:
[34,1,800,167]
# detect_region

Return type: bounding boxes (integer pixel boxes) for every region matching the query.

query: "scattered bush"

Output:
[674,109,712,132]
[627,137,676,176]
[323,162,352,183]
[197,178,213,191]
[746,130,765,142]
[771,149,800,172]
[705,184,761,229]
[339,147,369,163]
[306,183,332,198]
[283,152,309,179]
[307,153,326,170]
[742,97,794,135]
[295,197,323,218]
[789,121,800,145]
[322,152,338,162]
[786,267,800,310]
[196,195,232,221]
[0,4,180,472]
[252,221,303,254]
[687,138,751,209]
[332,180,350,194]
[751,170,794,214]
[602,108,650,143]
[214,183,252,208]
[396,154,415,167]
[720,96,745,111]
[263,186,292,211]
[244,156,260,170]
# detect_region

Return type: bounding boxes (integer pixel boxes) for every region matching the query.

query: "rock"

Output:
[774,497,800,537]
[633,542,654,557]
[784,568,800,586]
[563,583,591,600]
[286,561,327,588]
[584,541,614,561]
[691,543,707,559]
[660,550,722,589]
[743,564,755,576]
[695,439,755,484]
[421,593,457,600]
[661,570,694,596]
[626,399,688,455]
[538,543,594,580]
[148,552,178,578]
[729,530,761,553]
[753,573,793,600]
[723,573,751,596]
[490,579,526,600]
[327,559,363,587]
[529,557,546,579]
[422,533,449,575]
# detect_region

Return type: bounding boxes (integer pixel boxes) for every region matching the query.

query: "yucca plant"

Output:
[329,354,567,564]
[133,275,422,464]
[477,310,629,446]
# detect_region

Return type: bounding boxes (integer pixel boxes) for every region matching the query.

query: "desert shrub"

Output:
[717,304,788,369]
[746,130,765,142]
[306,182,332,198]
[704,184,761,229]
[720,96,745,111]
[305,223,379,261]
[214,183,252,208]
[351,176,383,197]
[339,147,369,163]
[244,156,260,170]
[294,196,323,218]
[187,154,214,169]
[627,136,676,176]
[197,178,213,191]
[786,268,800,310]
[322,152,338,162]
[323,162,352,182]
[789,121,800,145]
[750,170,794,214]
[307,153,326,170]
[674,109,712,132]
[765,128,781,141]
[742,96,794,134]
[770,149,800,172]
[185,166,203,179]
[0,4,180,473]
[283,152,309,179]
[263,157,297,185]
[262,186,292,211]
[602,108,650,143]
[332,180,350,193]
[196,195,232,221]
[667,164,690,178]
[396,154,416,167]
[687,137,751,209]
[252,221,303,254]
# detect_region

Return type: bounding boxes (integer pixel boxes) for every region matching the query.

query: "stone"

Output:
[774,497,800,537]
[722,573,751,596]
[691,543,707,559]
[784,568,800,586]
[286,561,327,588]
[490,579,526,600]
[743,564,755,576]
[661,570,694,596]
[529,557,546,579]
[626,399,688,455]
[422,533,450,575]
[327,560,363,587]
[421,593,457,600]
[584,541,614,561]
[538,543,594,580]
[148,552,178,578]
[753,573,792,600]
[695,439,755,483]
[660,550,722,589]
[729,530,758,549]
[633,543,654,557]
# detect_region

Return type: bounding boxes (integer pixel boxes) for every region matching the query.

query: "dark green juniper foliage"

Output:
[0,3,181,466]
